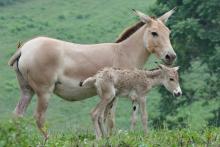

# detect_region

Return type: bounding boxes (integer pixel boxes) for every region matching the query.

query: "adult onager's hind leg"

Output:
[13,66,34,117]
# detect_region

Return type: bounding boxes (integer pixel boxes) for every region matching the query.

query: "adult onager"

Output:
[8,8,177,139]
[80,65,182,139]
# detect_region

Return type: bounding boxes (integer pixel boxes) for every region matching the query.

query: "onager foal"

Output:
[80,64,182,139]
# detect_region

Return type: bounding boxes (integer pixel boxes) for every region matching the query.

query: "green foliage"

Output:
[149,0,220,128]
[0,119,220,146]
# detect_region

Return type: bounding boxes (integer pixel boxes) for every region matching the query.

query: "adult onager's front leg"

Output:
[34,91,52,140]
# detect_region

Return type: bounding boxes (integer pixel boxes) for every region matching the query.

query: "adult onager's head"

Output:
[138,8,177,65]
[117,8,177,65]
[134,9,177,65]
[159,64,182,96]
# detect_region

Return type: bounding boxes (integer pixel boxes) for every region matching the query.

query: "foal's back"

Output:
[95,68,151,96]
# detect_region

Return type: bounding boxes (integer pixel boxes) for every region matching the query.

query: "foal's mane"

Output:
[115,21,145,43]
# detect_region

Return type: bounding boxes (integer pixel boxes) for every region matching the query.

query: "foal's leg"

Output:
[13,68,34,117]
[91,100,105,139]
[130,100,139,131]
[105,97,118,136]
[91,83,115,139]
[138,96,148,134]
[91,97,114,139]
[34,91,52,140]
[98,92,115,138]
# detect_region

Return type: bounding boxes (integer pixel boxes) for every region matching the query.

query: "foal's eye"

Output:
[151,32,158,37]
[170,78,174,81]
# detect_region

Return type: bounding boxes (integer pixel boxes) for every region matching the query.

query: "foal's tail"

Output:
[79,77,96,87]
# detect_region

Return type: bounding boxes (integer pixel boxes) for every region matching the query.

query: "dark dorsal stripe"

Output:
[115,21,145,43]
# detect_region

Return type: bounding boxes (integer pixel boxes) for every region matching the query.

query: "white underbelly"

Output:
[54,76,97,101]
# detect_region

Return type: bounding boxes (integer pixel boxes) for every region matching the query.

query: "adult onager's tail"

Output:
[8,41,22,67]
[79,77,96,87]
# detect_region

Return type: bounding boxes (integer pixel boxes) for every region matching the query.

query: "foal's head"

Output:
[159,64,182,97]
[133,8,177,65]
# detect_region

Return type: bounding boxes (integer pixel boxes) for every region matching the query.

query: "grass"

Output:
[1,119,220,147]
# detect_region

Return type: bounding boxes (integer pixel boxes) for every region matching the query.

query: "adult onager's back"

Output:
[81,65,182,139]
[8,8,177,138]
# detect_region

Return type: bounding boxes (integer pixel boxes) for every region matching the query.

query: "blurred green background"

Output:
[0,0,219,138]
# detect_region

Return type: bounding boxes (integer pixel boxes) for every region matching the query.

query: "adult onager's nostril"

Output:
[165,54,171,60]
[165,54,176,63]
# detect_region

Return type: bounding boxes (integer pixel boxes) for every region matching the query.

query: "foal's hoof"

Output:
[42,134,49,145]
[12,111,24,119]
[44,134,49,140]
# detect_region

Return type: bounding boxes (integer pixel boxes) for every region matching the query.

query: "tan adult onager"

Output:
[9,8,177,138]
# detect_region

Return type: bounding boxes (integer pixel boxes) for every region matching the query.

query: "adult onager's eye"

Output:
[170,78,174,81]
[151,32,158,37]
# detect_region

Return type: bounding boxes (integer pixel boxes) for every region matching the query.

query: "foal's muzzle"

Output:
[174,91,181,97]
[173,87,182,97]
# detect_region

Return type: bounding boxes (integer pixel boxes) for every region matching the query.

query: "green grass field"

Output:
[0,0,219,146]
[1,118,220,147]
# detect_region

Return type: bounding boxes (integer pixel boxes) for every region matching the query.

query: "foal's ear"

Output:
[132,9,152,24]
[158,7,176,23]
[173,66,179,71]
[158,64,166,69]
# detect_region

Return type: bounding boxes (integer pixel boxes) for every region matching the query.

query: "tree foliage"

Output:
[149,0,220,128]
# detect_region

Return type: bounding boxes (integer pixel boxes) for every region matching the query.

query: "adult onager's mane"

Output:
[115,16,156,43]
[115,21,145,43]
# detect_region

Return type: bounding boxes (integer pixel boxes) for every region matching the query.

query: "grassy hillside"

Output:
[0,0,160,133]
[1,119,220,146]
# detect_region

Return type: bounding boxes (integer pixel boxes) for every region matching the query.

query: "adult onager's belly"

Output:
[54,81,97,101]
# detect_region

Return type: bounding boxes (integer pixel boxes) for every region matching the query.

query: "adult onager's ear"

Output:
[158,7,176,23]
[132,9,152,24]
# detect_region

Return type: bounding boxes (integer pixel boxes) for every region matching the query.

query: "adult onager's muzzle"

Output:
[164,52,176,65]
